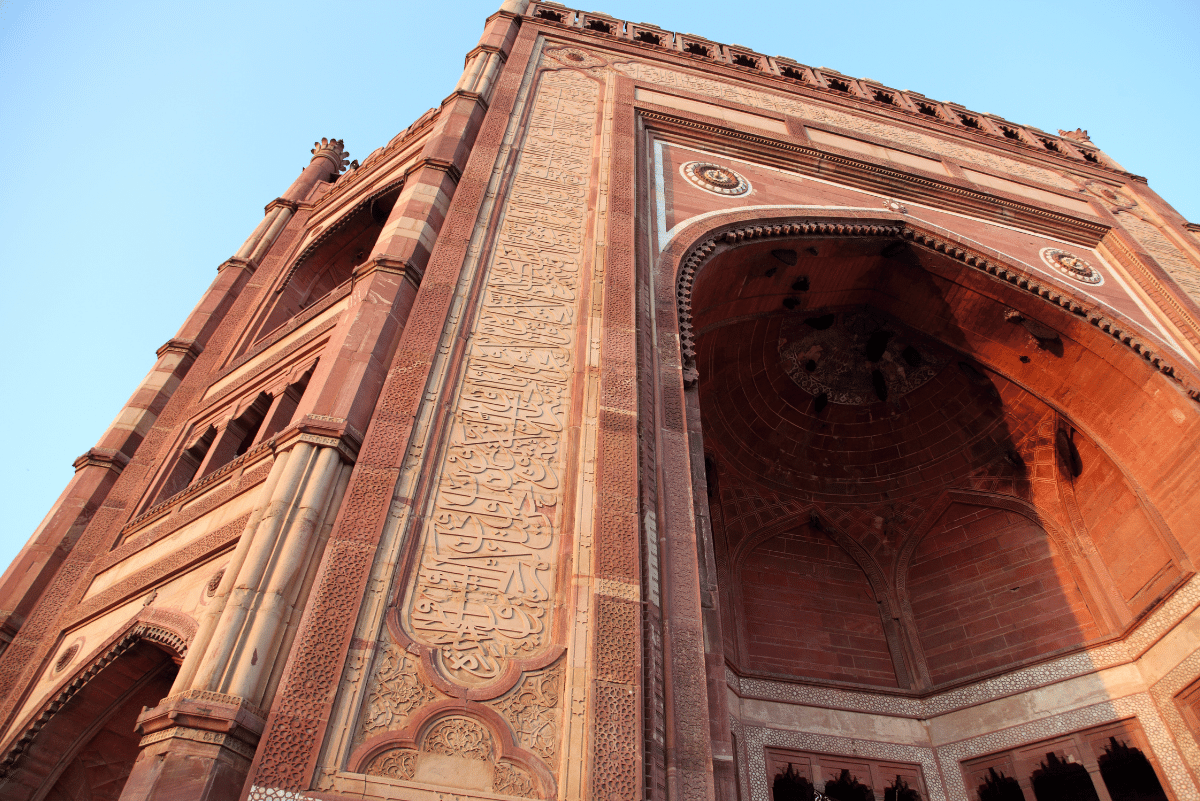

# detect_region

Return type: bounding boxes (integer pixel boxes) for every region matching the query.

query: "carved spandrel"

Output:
[359,645,439,741]
[403,68,599,687]
[487,660,565,769]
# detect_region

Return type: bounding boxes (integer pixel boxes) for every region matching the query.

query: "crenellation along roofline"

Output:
[523,2,1125,177]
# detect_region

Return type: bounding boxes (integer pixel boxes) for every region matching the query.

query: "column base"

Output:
[120,691,265,801]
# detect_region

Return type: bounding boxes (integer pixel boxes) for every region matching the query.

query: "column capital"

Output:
[273,418,363,463]
[404,155,464,185]
[72,447,131,475]
[263,197,299,214]
[155,337,204,360]
[215,256,256,275]
[282,138,351,202]
[353,254,424,288]
[463,43,508,65]
[440,88,489,116]
[137,689,266,742]
[125,691,267,797]
[309,137,350,174]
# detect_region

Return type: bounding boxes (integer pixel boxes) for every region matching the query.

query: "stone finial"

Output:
[310,137,351,174]
[1058,128,1091,142]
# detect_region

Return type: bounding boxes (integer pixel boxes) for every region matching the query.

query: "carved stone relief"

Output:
[401,66,599,688]
[1040,248,1104,285]
[424,716,493,760]
[493,760,538,798]
[364,715,543,798]
[363,747,417,780]
[487,659,565,768]
[358,643,439,741]
[681,161,752,196]
[1085,181,1138,211]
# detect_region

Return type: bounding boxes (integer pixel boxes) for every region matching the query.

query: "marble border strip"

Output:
[1149,648,1200,788]
[739,722,945,801]
[934,694,1199,801]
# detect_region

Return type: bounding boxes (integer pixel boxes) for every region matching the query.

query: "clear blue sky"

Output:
[1,0,1196,571]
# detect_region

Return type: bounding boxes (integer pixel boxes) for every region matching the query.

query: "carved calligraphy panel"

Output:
[402,67,598,688]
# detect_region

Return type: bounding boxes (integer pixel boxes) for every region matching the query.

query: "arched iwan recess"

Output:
[0,609,195,801]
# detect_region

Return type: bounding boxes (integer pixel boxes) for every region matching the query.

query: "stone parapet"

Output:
[523,2,1124,172]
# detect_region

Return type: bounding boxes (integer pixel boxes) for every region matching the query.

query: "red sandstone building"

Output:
[2,3,1199,800]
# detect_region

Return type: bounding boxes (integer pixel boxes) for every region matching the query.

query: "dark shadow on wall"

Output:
[2,640,177,801]
[689,232,1119,692]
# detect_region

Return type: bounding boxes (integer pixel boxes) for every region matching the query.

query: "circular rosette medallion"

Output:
[545,46,606,69]
[680,161,751,196]
[1085,181,1137,211]
[1040,248,1103,286]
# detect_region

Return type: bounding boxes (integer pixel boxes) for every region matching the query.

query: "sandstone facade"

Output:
[2,3,1199,800]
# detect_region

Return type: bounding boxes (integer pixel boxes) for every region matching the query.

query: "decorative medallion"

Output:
[545,46,606,70]
[1084,181,1137,210]
[681,161,751,196]
[882,198,908,214]
[1040,248,1103,285]
[778,309,949,405]
[54,639,83,673]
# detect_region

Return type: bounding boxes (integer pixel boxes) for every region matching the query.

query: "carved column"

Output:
[235,138,349,266]
[191,440,345,702]
[120,438,352,801]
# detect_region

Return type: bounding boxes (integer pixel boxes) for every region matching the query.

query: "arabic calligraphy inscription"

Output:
[403,66,598,688]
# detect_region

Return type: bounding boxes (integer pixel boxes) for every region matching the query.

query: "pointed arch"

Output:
[0,608,194,799]
[894,489,1108,686]
[728,509,912,689]
[666,209,1198,398]
[348,699,556,799]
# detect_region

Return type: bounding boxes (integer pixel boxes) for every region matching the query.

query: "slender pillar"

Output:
[114,140,354,801]
[190,442,342,701]
[120,438,350,801]
[689,388,737,801]
[235,5,528,798]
